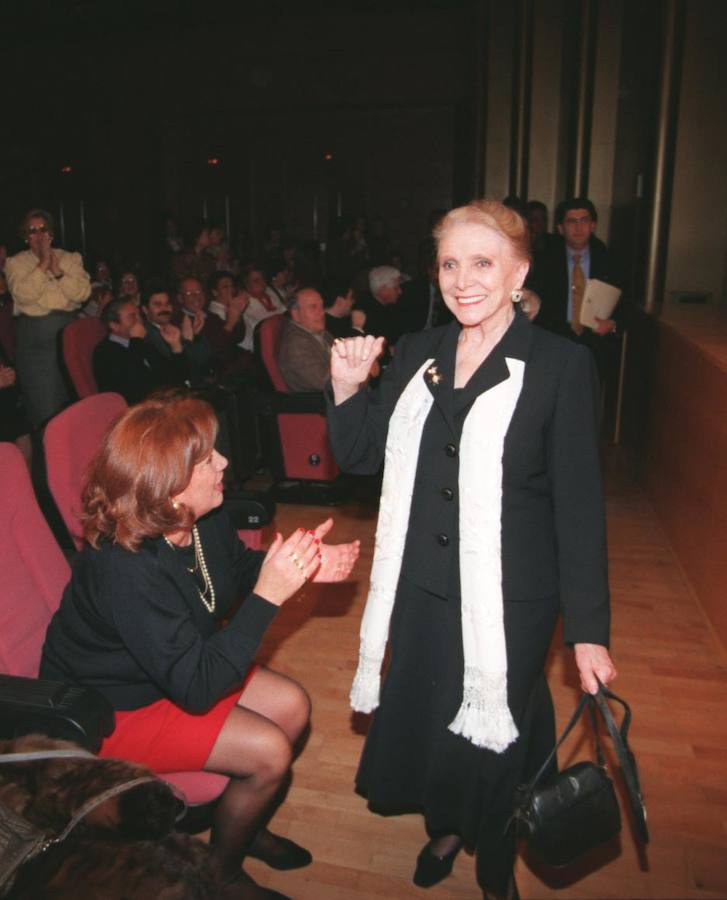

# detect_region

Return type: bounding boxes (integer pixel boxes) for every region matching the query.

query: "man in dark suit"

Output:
[527,197,622,380]
[93,298,189,404]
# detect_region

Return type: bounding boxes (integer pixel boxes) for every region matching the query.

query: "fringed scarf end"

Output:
[447,669,519,752]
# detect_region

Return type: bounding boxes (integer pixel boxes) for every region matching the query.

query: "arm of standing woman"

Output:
[326,333,409,473]
[548,344,617,691]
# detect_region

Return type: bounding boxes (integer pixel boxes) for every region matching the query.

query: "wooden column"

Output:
[643,0,686,314]
[508,0,534,199]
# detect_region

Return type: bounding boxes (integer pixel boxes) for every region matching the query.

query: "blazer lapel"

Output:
[457,310,534,408]
[423,322,459,435]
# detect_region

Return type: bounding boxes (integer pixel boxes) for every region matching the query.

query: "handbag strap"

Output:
[0,749,189,837]
[519,690,598,797]
[516,683,649,845]
[0,750,96,765]
[593,682,649,844]
[48,775,162,847]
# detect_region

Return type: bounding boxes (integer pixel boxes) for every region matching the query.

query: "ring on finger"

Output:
[290,552,300,565]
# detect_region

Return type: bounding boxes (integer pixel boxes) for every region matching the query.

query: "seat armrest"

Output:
[0,674,115,753]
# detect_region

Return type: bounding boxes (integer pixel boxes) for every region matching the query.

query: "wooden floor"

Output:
[238,451,727,899]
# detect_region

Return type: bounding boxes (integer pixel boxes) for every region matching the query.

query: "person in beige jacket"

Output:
[6,209,91,427]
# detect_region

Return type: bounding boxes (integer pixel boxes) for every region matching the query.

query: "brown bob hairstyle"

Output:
[433,199,532,267]
[82,391,218,552]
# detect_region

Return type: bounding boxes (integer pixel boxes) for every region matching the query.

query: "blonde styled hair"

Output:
[433,200,532,266]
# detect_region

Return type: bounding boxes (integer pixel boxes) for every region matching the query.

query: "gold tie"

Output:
[571,254,585,336]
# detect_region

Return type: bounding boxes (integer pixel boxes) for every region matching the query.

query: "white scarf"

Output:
[350,355,526,752]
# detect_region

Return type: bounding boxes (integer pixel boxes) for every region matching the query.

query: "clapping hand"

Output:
[308,517,360,583]
[191,309,205,335]
[0,365,16,388]
[253,519,360,606]
[160,323,183,353]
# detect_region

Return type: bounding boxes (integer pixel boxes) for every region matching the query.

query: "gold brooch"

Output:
[425,364,443,386]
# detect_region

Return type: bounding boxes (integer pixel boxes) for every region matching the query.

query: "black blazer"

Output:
[41,508,274,712]
[326,311,610,648]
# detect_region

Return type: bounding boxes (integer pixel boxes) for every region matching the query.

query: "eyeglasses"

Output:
[182,289,203,297]
[27,224,50,235]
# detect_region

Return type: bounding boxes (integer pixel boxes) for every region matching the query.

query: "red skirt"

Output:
[98,666,258,772]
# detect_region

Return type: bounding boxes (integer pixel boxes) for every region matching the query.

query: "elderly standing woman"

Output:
[327,200,616,899]
[41,392,359,900]
[5,209,91,428]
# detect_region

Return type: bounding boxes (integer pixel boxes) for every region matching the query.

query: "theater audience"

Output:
[525,200,558,259]
[142,280,212,384]
[396,261,452,334]
[324,279,366,339]
[277,288,333,393]
[240,265,286,352]
[0,283,31,468]
[118,270,142,305]
[5,208,91,428]
[206,271,253,377]
[267,259,298,307]
[81,283,113,318]
[359,265,404,348]
[172,221,218,283]
[93,297,189,404]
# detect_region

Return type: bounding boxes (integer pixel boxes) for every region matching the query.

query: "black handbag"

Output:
[509,683,648,867]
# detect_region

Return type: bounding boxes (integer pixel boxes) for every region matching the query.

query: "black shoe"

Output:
[412,840,462,888]
[246,829,313,870]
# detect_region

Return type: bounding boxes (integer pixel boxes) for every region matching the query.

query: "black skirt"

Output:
[355,574,559,891]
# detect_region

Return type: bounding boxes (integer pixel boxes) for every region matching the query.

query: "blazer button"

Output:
[437,533,450,547]
[445,443,457,457]
[441,487,454,501]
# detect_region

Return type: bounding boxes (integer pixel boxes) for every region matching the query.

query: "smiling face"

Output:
[172,448,228,519]
[178,278,206,314]
[143,292,173,326]
[437,221,528,332]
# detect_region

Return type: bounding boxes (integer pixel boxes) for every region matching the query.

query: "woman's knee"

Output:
[205,712,293,781]
[284,680,312,737]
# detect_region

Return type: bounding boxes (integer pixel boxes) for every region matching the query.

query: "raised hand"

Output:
[330,334,386,404]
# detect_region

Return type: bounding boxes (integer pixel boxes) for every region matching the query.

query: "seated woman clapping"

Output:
[41,391,360,899]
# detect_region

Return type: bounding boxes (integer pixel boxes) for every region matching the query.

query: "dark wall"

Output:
[3,2,477,270]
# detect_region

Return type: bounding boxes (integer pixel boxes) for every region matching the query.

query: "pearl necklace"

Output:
[164,525,216,614]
